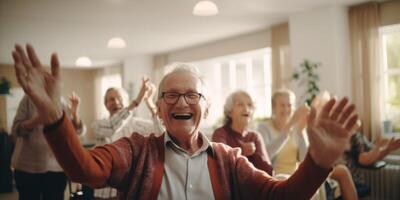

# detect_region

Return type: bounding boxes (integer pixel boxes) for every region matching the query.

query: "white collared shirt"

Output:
[158,133,215,200]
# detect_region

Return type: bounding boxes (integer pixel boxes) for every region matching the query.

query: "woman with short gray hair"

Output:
[212,90,273,175]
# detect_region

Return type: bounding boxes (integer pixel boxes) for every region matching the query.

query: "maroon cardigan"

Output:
[44,114,330,200]
[212,125,273,175]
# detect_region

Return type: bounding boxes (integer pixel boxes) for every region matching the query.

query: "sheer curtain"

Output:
[271,22,292,91]
[349,2,382,140]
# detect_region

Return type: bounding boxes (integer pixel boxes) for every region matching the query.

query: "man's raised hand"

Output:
[12,44,63,125]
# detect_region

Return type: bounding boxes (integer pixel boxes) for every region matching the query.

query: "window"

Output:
[380,24,400,135]
[165,48,272,133]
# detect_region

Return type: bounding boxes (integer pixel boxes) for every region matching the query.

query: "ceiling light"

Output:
[107,37,126,48]
[193,1,219,16]
[75,56,92,67]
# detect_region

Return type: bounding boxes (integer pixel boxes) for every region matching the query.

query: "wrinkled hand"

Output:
[241,142,256,156]
[311,91,331,113]
[136,76,151,103]
[144,82,157,116]
[385,138,400,152]
[292,104,310,130]
[374,137,388,148]
[144,83,157,101]
[68,92,81,117]
[12,44,63,124]
[307,98,358,169]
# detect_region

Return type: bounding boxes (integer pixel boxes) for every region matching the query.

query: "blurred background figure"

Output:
[11,93,85,200]
[92,77,163,145]
[342,120,400,198]
[258,89,358,200]
[90,77,162,199]
[346,120,400,169]
[257,89,308,177]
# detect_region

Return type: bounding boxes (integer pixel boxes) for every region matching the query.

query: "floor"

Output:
[0,191,17,200]
[0,183,76,200]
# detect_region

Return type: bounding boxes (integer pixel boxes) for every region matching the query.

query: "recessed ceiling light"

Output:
[75,56,92,67]
[193,0,219,16]
[107,37,126,48]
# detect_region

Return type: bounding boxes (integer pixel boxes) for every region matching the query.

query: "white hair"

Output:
[157,62,207,99]
[223,90,254,125]
[104,87,129,106]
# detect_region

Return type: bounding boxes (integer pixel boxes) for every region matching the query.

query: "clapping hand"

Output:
[144,82,156,101]
[136,76,151,103]
[241,142,256,156]
[68,92,81,117]
[291,104,310,131]
[311,91,331,118]
[143,82,157,117]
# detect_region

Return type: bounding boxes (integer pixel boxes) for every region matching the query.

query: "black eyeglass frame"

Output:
[161,92,204,105]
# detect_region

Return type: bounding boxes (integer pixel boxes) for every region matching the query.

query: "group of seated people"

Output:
[212,89,354,199]
[10,44,400,200]
[215,89,400,200]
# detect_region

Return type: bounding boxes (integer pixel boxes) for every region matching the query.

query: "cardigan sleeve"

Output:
[235,151,330,200]
[44,113,133,188]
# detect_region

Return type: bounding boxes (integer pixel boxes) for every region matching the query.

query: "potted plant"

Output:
[292,59,321,105]
[0,77,10,95]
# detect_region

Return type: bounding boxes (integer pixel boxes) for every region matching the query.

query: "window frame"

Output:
[379,24,400,143]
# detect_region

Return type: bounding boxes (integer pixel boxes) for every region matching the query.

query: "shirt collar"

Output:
[164,131,214,156]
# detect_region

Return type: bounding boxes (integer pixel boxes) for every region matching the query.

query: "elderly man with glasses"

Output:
[12,44,358,200]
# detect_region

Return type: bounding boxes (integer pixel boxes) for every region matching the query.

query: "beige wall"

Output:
[60,68,98,139]
[0,64,99,139]
[289,5,352,102]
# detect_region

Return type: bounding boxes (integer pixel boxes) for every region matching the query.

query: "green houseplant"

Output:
[0,77,11,95]
[292,59,321,105]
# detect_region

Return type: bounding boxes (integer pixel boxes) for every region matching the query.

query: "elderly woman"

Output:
[258,89,358,200]
[257,89,309,176]
[212,90,273,175]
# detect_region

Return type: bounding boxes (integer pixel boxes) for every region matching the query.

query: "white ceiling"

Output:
[0,0,369,67]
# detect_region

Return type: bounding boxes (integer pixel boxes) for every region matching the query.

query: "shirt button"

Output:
[189,184,193,188]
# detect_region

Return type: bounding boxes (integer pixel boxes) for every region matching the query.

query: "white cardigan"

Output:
[257,119,308,164]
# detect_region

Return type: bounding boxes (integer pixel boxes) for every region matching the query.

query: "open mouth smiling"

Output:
[171,113,193,120]
[112,107,122,112]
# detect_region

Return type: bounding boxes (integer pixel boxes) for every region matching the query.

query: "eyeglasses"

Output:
[161,92,204,105]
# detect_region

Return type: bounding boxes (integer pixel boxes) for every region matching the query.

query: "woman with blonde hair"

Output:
[257,89,309,177]
[258,90,357,199]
